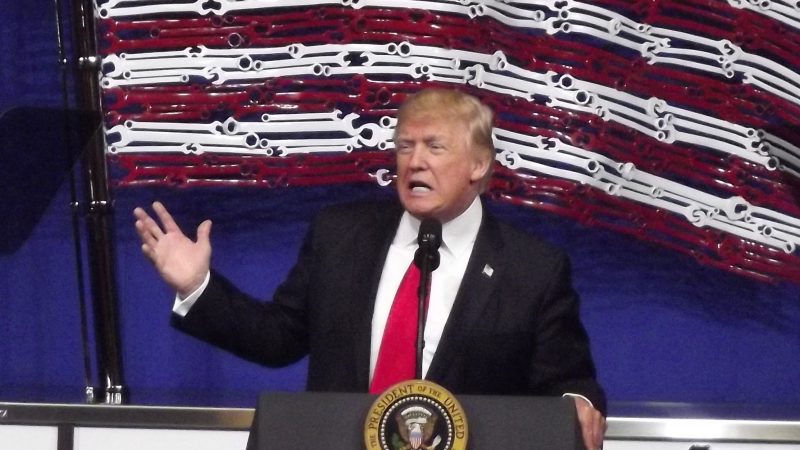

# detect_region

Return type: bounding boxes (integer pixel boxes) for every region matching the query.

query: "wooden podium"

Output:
[246,392,583,449]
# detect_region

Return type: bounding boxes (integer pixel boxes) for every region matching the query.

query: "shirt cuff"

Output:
[172,271,211,317]
[562,393,595,410]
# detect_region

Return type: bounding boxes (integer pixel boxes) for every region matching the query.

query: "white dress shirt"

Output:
[369,197,482,380]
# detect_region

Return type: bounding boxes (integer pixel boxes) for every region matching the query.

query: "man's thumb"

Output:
[197,220,212,245]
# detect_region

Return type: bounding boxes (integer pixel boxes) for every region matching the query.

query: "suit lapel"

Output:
[426,212,505,381]
[348,202,404,389]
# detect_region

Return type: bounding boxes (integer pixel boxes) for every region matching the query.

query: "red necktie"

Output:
[370,262,427,394]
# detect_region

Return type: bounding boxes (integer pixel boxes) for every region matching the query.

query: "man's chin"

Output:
[400,201,438,221]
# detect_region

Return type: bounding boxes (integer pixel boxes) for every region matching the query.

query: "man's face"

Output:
[394,113,490,223]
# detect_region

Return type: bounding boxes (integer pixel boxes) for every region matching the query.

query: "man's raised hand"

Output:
[133,201,212,298]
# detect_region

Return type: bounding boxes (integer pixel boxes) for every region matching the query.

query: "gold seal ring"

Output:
[364,380,468,450]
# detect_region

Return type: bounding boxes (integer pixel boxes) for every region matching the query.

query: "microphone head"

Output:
[418,218,442,250]
[415,218,441,271]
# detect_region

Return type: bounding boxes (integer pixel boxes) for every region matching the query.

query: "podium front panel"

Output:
[247,392,582,450]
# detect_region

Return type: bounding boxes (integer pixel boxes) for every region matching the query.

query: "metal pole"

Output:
[52,0,96,404]
[69,0,126,404]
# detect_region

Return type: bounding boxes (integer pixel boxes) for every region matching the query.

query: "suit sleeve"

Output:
[170,214,321,368]
[527,254,607,415]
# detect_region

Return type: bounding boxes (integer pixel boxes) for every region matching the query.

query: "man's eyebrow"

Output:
[424,136,445,144]
[394,134,446,144]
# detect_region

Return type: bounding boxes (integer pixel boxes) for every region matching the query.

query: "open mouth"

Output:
[409,181,432,193]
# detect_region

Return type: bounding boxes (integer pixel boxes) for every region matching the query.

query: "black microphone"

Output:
[413,218,441,380]
[414,218,441,271]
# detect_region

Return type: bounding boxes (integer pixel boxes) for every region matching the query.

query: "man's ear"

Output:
[470,153,492,183]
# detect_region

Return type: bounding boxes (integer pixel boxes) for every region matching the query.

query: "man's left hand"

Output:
[573,396,606,450]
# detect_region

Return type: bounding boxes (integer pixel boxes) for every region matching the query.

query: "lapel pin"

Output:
[482,264,494,278]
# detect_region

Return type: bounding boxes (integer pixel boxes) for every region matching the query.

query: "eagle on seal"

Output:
[394,405,440,450]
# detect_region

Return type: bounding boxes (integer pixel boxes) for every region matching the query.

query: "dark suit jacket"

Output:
[173,199,606,414]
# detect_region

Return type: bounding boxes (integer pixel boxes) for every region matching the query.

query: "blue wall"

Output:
[1,1,799,417]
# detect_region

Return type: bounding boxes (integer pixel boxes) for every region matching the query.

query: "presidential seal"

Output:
[364,380,468,450]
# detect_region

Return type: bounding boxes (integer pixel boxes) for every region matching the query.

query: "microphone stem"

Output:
[416,254,433,380]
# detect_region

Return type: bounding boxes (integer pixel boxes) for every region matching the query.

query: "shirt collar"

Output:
[394,197,483,260]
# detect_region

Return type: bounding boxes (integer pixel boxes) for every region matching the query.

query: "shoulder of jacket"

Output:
[310,198,402,234]
[318,199,399,220]
[490,215,568,262]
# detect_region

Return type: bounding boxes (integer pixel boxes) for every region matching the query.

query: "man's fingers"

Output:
[599,416,607,447]
[132,206,150,222]
[573,397,605,450]
[134,207,165,240]
[590,414,605,450]
[581,427,591,450]
[134,219,160,249]
[140,243,155,263]
[589,413,605,450]
[580,419,596,450]
[152,201,181,233]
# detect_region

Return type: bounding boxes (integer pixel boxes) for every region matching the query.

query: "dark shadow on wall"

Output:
[0,107,100,254]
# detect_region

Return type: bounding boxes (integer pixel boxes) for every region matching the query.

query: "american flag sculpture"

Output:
[96,0,800,284]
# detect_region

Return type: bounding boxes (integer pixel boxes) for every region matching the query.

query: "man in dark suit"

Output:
[134,88,606,449]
